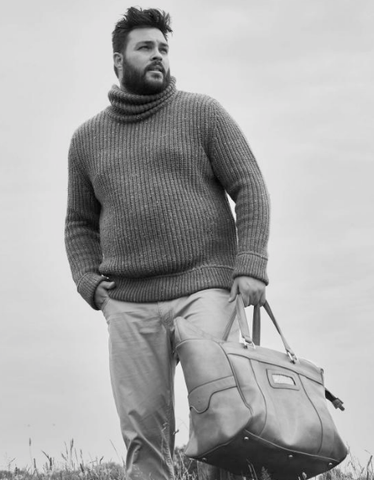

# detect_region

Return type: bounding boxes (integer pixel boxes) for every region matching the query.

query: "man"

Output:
[65,7,270,480]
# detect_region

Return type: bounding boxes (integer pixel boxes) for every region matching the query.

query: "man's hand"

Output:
[95,280,116,309]
[228,276,266,306]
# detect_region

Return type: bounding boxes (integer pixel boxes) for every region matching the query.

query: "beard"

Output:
[121,58,171,95]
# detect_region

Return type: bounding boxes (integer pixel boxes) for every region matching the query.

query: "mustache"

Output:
[145,62,166,74]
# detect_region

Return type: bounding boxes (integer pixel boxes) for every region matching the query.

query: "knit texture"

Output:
[65,78,270,309]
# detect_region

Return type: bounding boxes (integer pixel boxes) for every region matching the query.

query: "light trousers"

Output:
[101,288,244,480]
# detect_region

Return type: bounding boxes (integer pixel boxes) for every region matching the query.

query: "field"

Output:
[1,441,372,480]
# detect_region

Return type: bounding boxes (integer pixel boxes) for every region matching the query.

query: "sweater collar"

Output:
[106,77,177,123]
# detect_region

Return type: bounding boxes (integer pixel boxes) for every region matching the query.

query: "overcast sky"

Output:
[1,0,373,471]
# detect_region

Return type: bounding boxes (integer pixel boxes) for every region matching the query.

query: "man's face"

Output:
[116,27,171,95]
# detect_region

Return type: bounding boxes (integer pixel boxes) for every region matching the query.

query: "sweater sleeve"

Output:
[64,133,104,309]
[208,99,270,285]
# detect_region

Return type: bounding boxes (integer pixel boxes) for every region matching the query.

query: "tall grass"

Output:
[0,440,372,480]
[0,440,197,480]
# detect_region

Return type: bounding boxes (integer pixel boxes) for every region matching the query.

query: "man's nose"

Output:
[151,48,163,61]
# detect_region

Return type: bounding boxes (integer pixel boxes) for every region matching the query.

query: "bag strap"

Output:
[224,294,298,363]
[222,307,236,341]
[325,388,345,411]
[222,296,260,343]
[252,303,261,346]
[235,294,256,345]
[223,296,346,408]
[261,301,298,362]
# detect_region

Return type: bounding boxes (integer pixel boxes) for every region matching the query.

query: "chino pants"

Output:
[101,288,244,480]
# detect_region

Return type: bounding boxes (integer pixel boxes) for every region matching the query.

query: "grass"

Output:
[0,440,197,480]
[0,440,372,480]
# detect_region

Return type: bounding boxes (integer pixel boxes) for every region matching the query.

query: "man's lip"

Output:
[147,64,164,73]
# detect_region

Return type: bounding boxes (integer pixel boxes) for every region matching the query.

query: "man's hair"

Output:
[112,7,173,54]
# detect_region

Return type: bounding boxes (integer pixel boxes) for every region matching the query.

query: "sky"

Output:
[1,0,373,472]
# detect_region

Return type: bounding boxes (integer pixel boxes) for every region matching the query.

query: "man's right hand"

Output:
[95,280,116,309]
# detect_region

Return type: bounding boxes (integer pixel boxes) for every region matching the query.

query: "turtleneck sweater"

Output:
[65,78,270,309]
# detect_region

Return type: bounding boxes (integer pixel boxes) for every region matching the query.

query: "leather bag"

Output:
[174,296,347,479]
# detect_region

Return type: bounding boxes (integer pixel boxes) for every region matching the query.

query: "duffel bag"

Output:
[174,295,347,479]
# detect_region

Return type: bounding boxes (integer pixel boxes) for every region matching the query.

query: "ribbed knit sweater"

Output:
[65,78,270,310]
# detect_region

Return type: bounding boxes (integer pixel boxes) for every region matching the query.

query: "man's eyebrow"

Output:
[135,40,169,49]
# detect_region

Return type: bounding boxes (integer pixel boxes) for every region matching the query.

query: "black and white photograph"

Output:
[1,1,373,479]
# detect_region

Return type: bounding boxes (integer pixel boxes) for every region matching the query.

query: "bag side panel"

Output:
[177,339,233,392]
[227,353,267,435]
[186,386,251,457]
[300,376,348,461]
[176,337,252,457]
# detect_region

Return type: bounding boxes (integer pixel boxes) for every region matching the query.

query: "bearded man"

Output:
[65,7,270,480]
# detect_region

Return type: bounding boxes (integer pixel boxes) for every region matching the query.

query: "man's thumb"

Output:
[101,281,116,290]
[228,284,238,303]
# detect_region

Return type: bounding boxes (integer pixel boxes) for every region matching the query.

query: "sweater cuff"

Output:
[233,252,269,285]
[77,272,106,310]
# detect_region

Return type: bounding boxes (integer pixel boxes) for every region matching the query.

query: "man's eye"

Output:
[139,46,149,50]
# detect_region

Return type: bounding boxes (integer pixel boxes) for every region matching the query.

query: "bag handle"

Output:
[222,294,254,342]
[224,296,346,409]
[224,294,298,363]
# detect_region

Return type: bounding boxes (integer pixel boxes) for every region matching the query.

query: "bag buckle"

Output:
[287,349,298,364]
[243,336,256,349]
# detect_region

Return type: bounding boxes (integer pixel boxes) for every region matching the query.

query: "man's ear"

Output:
[113,52,123,71]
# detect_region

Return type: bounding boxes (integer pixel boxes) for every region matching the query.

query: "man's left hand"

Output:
[228,276,266,306]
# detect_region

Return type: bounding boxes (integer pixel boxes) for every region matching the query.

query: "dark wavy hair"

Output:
[112,7,173,54]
